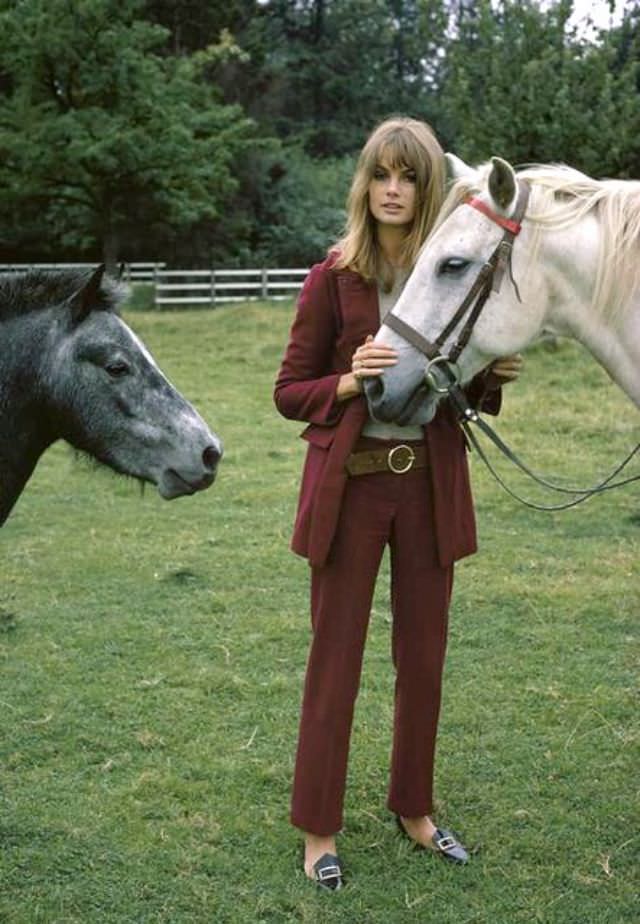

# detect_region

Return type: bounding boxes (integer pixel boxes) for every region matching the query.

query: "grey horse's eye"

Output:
[105,361,130,378]
[438,257,471,275]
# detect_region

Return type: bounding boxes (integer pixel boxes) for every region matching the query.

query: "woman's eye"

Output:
[438,257,470,275]
[105,361,130,378]
[373,168,387,181]
[403,170,417,183]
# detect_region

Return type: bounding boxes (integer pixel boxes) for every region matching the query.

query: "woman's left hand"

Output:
[484,353,523,389]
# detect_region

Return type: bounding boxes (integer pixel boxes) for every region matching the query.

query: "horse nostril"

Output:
[202,445,221,471]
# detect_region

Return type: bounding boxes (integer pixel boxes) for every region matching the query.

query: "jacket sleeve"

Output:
[274,262,344,425]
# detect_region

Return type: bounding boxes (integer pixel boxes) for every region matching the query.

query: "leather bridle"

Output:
[384,181,531,399]
[380,182,640,510]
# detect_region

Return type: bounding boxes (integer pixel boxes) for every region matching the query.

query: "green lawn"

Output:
[1,303,638,923]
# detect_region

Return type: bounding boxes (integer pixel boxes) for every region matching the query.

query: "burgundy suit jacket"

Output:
[274,255,501,569]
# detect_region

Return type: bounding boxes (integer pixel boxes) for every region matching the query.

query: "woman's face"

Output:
[367,155,417,229]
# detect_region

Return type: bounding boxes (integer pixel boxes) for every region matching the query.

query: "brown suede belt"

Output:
[345,443,427,476]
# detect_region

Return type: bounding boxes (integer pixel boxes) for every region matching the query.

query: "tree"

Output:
[0,0,252,267]
[218,0,449,157]
[244,144,354,265]
[143,0,256,55]
[3,0,640,269]
[437,0,640,177]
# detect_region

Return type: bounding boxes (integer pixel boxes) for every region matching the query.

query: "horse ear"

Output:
[70,264,106,325]
[488,157,517,212]
[445,153,476,181]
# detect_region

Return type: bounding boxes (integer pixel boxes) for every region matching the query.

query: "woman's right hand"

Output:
[351,335,398,384]
[337,335,398,401]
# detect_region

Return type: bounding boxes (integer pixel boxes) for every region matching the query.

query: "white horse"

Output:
[365,155,640,425]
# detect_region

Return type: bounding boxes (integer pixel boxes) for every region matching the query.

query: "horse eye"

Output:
[105,361,130,378]
[439,257,470,275]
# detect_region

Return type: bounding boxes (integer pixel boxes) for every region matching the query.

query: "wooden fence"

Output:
[0,262,166,282]
[0,264,307,305]
[153,268,308,307]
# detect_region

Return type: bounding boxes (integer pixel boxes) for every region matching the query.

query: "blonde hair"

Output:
[333,117,445,289]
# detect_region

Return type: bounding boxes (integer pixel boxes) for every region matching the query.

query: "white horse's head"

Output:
[365,155,561,425]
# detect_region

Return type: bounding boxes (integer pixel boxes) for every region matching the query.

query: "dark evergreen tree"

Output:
[0,0,252,266]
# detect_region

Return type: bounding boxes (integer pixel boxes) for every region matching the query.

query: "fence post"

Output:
[153,264,160,309]
[261,268,268,300]
[211,268,216,307]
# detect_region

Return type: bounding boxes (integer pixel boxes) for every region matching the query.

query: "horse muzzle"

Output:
[364,370,439,426]
[157,439,223,499]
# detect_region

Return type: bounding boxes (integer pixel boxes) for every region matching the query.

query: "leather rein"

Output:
[383,184,640,511]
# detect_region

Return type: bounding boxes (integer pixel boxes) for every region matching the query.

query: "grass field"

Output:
[1,302,638,923]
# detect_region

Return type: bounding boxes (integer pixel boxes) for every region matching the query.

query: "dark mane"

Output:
[0,268,126,321]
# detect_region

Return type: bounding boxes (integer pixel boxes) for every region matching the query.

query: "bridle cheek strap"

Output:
[443,183,531,361]
[384,181,530,369]
[465,188,529,294]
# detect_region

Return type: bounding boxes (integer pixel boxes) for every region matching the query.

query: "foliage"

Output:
[221,0,448,157]
[0,0,252,267]
[1,301,638,922]
[439,0,640,174]
[236,144,354,266]
[153,142,354,268]
[3,1,640,265]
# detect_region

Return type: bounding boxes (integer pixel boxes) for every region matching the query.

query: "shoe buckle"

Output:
[317,864,341,882]
[436,834,458,852]
[387,444,415,474]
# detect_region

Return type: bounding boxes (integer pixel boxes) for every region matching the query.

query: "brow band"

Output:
[465,197,522,235]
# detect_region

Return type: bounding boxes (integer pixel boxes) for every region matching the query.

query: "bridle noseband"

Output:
[380,181,640,509]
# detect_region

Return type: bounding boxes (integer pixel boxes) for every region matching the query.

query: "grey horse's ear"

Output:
[445,153,476,181]
[70,264,106,325]
[488,157,517,212]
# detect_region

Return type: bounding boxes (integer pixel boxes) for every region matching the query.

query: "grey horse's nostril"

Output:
[202,445,221,471]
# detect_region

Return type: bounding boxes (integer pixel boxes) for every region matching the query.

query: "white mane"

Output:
[437,162,640,323]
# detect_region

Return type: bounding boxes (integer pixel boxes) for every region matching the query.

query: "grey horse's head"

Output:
[41,265,222,498]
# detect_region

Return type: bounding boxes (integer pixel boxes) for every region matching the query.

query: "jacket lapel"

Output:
[335,271,379,342]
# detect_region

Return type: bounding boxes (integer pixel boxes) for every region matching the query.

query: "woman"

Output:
[274,117,521,890]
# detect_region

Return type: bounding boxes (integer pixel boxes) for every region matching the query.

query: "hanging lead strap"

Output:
[461,416,640,510]
[447,376,640,504]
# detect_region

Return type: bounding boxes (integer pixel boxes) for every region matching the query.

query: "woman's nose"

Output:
[386,174,400,194]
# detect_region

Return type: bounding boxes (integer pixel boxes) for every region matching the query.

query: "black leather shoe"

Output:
[308,852,344,890]
[396,816,469,865]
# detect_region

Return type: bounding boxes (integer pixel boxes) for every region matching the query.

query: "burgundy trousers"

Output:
[290,439,454,836]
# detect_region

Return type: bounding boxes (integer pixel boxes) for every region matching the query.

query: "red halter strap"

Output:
[465,196,523,235]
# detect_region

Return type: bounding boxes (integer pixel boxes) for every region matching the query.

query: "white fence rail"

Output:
[154,268,308,307]
[0,264,308,305]
[0,262,166,283]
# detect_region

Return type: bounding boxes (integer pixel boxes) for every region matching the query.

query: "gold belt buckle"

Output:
[387,444,415,474]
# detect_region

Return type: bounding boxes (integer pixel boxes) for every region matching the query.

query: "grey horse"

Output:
[0,265,222,525]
